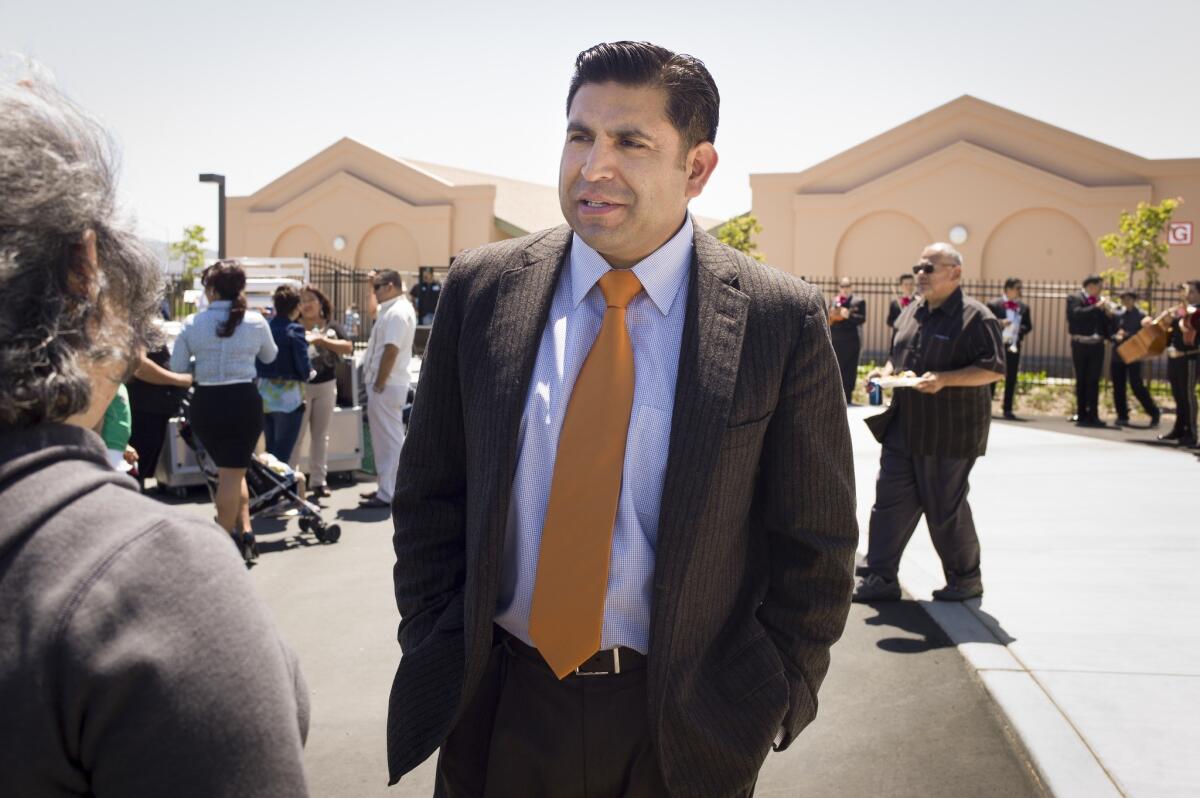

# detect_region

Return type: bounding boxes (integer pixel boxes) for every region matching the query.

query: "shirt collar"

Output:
[378,295,402,312]
[918,287,964,318]
[568,214,693,316]
[208,299,232,309]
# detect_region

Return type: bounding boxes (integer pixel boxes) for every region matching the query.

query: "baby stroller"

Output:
[178,394,342,548]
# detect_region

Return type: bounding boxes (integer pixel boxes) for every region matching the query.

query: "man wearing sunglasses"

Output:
[854,244,1005,603]
[359,270,416,509]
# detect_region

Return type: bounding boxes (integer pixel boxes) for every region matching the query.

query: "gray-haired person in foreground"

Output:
[0,66,310,796]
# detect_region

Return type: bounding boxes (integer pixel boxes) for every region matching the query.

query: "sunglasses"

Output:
[912,262,938,275]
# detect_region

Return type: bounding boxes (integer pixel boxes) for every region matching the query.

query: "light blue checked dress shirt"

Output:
[495,216,693,655]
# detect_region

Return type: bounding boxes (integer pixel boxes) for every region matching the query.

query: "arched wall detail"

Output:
[355,222,421,271]
[271,225,323,258]
[981,208,1095,281]
[834,211,932,278]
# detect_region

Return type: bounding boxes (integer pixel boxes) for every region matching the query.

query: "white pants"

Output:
[367,382,407,502]
[289,379,338,488]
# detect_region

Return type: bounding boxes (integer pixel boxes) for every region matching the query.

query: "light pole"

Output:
[198,173,226,259]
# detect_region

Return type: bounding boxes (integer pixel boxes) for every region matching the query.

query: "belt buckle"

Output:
[574,647,620,677]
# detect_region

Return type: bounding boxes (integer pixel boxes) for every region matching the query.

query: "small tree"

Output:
[169,224,208,282]
[1098,198,1182,307]
[716,213,765,261]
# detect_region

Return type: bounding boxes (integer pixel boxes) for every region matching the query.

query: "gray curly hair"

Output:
[0,63,161,428]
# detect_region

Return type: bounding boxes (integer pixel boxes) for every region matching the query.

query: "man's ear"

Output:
[67,229,100,302]
[684,142,718,200]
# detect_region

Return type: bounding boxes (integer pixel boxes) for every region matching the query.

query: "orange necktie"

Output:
[529,269,643,678]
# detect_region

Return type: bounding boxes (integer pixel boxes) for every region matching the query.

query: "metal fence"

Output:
[804,276,1181,390]
[161,266,1180,390]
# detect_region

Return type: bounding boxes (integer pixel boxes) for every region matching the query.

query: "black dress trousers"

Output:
[1071,341,1106,421]
[864,423,982,586]
[1111,354,1159,421]
[435,631,715,798]
[830,330,860,403]
[1166,356,1198,440]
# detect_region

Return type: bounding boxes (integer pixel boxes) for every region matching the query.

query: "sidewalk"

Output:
[847,405,1200,798]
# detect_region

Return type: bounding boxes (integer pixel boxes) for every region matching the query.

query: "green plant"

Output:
[715,213,765,261]
[1098,198,1182,310]
[169,224,208,282]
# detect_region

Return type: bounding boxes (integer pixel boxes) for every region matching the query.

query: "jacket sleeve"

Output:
[849,298,867,326]
[1022,304,1033,336]
[287,322,312,380]
[60,518,310,797]
[886,300,899,329]
[258,317,279,365]
[169,325,193,374]
[391,263,469,652]
[756,287,857,751]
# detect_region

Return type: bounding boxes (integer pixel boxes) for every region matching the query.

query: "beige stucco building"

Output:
[225,138,569,269]
[751,96,1200,283]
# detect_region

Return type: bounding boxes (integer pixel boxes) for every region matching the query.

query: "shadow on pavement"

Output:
[336,506,392,523]
[862,601,955,654]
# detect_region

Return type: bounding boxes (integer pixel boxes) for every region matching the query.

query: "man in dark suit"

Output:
[1110,290,1161,428]
[985,277,1033,420]
[386,42,858,797]
[886,272,916,355]
[829,276,867,403]
[1067,275,1115,427]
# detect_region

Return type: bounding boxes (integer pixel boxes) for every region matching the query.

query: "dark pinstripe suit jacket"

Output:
[387,224,858,797]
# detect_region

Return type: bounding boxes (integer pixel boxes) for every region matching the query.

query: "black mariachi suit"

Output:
[985,298,1033,416]
[1109,306,1160,423]
[1066,292,1111,423]
[887,296,915,355]
[1165,313,1199,443]
[829,294,866,402]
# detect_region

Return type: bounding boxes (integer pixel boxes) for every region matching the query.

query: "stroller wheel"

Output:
[313,523,327,543]
[324,524,342,544]
[298,517,311,533]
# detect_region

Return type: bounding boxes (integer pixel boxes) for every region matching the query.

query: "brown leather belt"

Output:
[496,626,647,676]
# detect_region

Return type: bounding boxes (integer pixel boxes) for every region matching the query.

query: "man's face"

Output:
[374,279,401,303]
[838,282,852,297]
[915,248,961,302]
[1121,295,1137,309]
[899,277,914,296]
[1005,284,1022,300]
[559,81,716,268]
[421,271,432,284]
[1187,284,1200,305]
[1085,282,1102,298]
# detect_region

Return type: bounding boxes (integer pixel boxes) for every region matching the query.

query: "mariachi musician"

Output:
[886,272,917,355]
[1110,290,1161,428]
[829,276,867,403]
[1155,280,1200,447]
[986,277,1033,420]
[1066,275,1114,427]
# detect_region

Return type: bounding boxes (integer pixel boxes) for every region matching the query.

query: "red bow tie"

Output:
[900,296,912,307]
[1085,295,1099,306]
[1004,300,1019,311]
[837,295,849,307]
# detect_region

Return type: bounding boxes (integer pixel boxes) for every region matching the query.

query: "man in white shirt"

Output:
[359,270,415,509]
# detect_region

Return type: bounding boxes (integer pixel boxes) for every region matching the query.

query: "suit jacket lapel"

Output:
[474,227,571,609]
[651,230,749,654]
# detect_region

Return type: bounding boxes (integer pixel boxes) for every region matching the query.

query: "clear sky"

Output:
[4,0,1198,246]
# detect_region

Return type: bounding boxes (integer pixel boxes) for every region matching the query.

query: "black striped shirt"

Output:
[878,288,1005,458]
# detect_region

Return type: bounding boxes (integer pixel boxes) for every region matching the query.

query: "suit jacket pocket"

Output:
[719,631,787,704]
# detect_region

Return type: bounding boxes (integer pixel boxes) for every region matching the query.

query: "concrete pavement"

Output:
[167,475,1043,796]
[847,404,1200,798]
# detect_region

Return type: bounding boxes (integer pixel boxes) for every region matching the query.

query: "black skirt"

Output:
[190,383,263,468]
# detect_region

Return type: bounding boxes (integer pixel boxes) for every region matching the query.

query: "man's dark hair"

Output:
[566,41,719,153]
[1119,289,1138,299]
[1004,277,1022,291]
[272,284,301,319]
[898,273,913,283]
[375,269,402,290]
[1082,274,1103,288]
[1188,279,1200,293]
